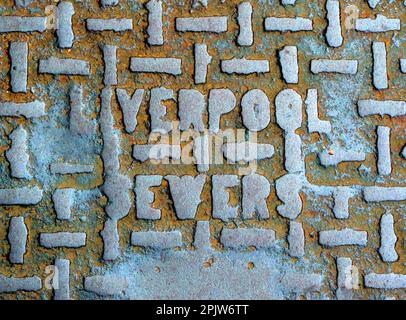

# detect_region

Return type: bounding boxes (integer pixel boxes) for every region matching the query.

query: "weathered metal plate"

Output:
[0,0,405,300]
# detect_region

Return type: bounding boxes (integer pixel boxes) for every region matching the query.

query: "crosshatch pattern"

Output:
[0,0,405,300]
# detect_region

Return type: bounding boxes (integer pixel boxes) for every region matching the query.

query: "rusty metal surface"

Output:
[0,0,405,300]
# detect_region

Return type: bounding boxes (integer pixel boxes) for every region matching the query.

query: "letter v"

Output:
[116,88,145,133]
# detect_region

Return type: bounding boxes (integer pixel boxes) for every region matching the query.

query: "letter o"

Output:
[241,89,270,132]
